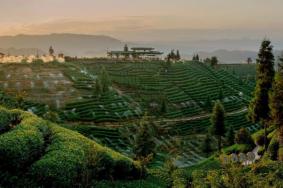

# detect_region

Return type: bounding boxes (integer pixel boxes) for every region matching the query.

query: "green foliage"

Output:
[210,56,218,67]
[0,107,144,187]
[210,101,226,152]
[267,135,279,160]
[0,111,47,170]
[0,107,17,134]
[31,124,143,187]
[234,128,254,146]
[94,175,167,188]
[171,169,191,188]
[226,127,235,146]
[202,134,212,154]
[192,54,200,61]
[252,129,265,146]
[248,40,275,150]
[43,111,60,123]
[100,66,111,93]
[166,49,181,61]
[269,64,283,161]
[95,78,103,95]
[133,118,156,159]
[223,144,253,155]
[160,97,168,114]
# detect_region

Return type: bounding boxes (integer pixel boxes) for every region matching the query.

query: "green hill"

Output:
[0,106,143,187]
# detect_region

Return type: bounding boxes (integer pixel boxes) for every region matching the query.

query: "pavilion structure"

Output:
[107,45,163,60]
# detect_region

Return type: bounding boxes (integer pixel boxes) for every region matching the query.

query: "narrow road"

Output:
[156,107,247,123]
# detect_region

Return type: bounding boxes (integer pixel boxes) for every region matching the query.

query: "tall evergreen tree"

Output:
[248,39,275,150]
[247,57,253,64]
[100,67,111,93]
[211,56,218,67]
[196,54,200,61]
[160,97,168,114]
[202,134,212,154]
[124,44,129,59]
[176,50,181,61]
[226,127,235,146]
[210,101,226,152]
[270,60,283,161]
[133,118,156,159]
[95,78,102,95]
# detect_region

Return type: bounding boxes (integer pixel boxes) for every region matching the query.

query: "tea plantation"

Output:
[0,60,265,187]
[0,106,144,187]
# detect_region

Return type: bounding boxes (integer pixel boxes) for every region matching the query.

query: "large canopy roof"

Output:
[131,47,155,51]
[108,51,163,55]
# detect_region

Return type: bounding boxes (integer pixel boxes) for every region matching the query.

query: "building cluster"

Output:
[0,46,65,64]
[107,45,163,60]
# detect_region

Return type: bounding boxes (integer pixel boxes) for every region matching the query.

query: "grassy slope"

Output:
[0,106,143,187]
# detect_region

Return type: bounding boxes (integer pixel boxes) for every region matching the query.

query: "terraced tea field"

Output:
[0,61,260,168]
[85,61,253,116]
[0,63,81,109]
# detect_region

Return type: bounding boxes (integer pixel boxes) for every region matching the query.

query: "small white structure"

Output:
[0,54,65,63]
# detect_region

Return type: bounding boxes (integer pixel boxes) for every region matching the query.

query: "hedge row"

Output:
[31,124,143,187]
[0,106,144,187]
[0,110,48,170]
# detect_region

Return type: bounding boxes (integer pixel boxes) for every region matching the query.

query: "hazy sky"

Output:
[0,0,283,41]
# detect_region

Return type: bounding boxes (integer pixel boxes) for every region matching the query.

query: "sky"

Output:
[0,0,283,41]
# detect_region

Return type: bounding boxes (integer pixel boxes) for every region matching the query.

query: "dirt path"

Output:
[157,107,248,123]
[242,145,261,166]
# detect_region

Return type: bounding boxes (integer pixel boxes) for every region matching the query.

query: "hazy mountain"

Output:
[197,50,258,64]
[195,49,283,64]
[0,33,282,63]
[0,33,123,57]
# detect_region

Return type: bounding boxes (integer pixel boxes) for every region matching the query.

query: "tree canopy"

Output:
[210,101,226,152]
[248,39,275,149]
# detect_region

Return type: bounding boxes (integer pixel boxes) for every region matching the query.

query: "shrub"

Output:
[267,136,279,160]
[223,144,253,154]
[252,129,265,146]
[235,128,254,146]
[0,106,144,187]
[172,169,191,188]
[31,124,144,187]
[0,112,47,170]
[0,107,14,134]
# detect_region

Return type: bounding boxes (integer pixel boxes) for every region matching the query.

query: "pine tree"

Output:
[210,101,226,152]
[95,78,102,95]
[205,95,212,109]
[176,50,181,61]
[247,57,253,64]
[234,128,254,146]
[226,127,235,146]
[49,46,54,56]
[100,67,111,93]
[196,54,199,61]
[160,97,168,114]
[124,44,129,59]
[202,134,212,154]
[170,50,176,60]
[133,118,156,159]
[248,39,275,150]
[270,61,283,161]
[211,56,218,67]
[218,88,224,101]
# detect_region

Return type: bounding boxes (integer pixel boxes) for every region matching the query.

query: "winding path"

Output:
[156,107,248,123]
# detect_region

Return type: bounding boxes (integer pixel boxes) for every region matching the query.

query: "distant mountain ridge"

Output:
[196,49,282,64]
[0,33,123,57]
